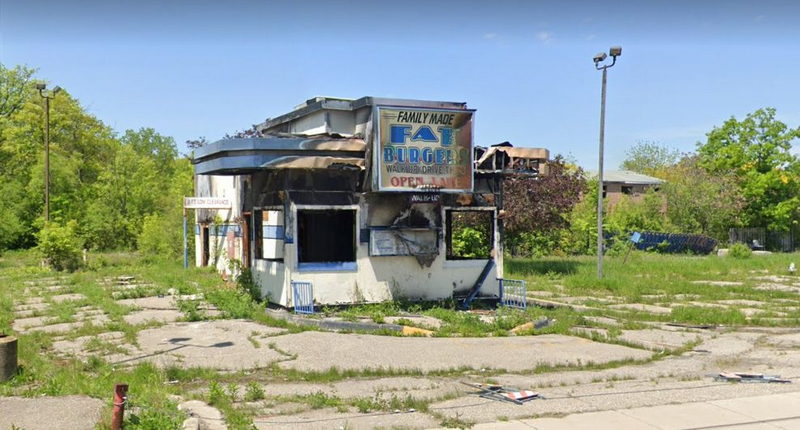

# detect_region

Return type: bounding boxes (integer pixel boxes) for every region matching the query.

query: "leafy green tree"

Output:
[697,108,800,230]
[0,63,36,120]
[83,144,161,249]
[662,156,745,239]
[620,140,681,176]
[605,190,670,234]
[121,128,178,176]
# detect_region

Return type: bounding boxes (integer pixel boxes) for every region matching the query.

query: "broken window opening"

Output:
[446,210,494,260]
[622,186,633,195]
[297,209,356,268]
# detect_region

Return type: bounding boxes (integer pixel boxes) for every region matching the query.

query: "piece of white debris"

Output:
[789,263,796,274]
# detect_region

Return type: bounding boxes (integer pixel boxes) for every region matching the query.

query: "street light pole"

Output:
[36,83,60,223]
[593,46,621,279]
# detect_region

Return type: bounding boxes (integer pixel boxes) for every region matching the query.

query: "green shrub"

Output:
[452,227,490,258]
[244,381,265,401]
[729,242,752,259]
[37,221,83,271]
[230,260,260,301]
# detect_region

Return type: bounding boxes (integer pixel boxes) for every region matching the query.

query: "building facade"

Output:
[192,97,547,308]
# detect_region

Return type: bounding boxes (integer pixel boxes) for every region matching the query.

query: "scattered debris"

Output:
[401,326,433,337]
[510,317,553,334]
[713,372,791,384]
[461,381,542,405]
[665,322,715,330]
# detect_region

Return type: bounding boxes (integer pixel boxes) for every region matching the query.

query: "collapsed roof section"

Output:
[475,142,550,176]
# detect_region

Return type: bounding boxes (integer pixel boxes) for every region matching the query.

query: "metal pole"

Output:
[111,383,128,430]
[44,96,50,223]
[597,66,607,279]
[183,206,188,269]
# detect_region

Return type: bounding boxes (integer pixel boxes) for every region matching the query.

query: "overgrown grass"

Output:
[506,251,800,326]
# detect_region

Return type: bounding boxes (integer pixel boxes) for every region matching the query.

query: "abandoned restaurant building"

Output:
[192,97,548,308]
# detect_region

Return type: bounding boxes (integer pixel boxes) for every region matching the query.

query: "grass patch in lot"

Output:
[507,252,800,326]
[670,306,747,326]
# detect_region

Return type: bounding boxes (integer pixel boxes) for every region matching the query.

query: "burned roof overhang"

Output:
[193,135,366,175]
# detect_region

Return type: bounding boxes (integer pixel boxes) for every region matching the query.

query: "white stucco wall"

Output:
[252,202,501,307]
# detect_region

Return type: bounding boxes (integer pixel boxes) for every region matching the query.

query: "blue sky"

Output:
[2,0,799,169]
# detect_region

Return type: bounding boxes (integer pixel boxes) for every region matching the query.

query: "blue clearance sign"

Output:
[374,106,474,192]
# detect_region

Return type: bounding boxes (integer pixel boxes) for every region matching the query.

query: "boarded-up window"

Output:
[262,210,284,260]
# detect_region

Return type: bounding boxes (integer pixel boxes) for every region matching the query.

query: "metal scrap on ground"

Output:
[713,372,791,383]
[461,381,542,405]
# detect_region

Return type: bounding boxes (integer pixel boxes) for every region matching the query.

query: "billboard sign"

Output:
[374,106,474,192]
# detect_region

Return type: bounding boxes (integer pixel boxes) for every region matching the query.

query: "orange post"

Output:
[111,383,129,430]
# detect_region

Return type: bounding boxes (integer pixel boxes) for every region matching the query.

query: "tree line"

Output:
[500,107,800,256]
[4,62,798,263]
[0,64,192,261]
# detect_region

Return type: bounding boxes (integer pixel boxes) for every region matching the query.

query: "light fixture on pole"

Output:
[593,45,621,279]
[35,82,61,223]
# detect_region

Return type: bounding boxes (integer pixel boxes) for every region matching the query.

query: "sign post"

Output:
[183,206,188,269]
[183,197,233,269]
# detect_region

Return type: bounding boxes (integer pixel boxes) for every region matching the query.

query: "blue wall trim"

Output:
[263,225,285,240]
[297,262,357,272]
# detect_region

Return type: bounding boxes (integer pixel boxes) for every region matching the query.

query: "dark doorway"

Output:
[297,210,356,263]
[201,226,210,266]
[242,212,251,268]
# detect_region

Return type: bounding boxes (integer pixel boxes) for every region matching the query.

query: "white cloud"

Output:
[483,32,498,40]
[536,31,553,44]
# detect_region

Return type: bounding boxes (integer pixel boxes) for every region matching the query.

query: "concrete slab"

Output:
[112,320,286,369]
[717,300,766,307]
[243,377,460,402]
[118,295,177,309]
[618,402,757,429]
[12,315,56,331]
[272,332,652,372]
[50,293,87,303]
[710,393,800,421]
[755,283,800,293]
[52,331,128,356]
[26,314,111,334]
[691,280,744,287]
[583,316,621,326]
[608,303,672,315]
[178,400,226,430]
[522,410,657,430]
[384,316,442,329]
[252,408,438,430]
[768,332,800,348]
[331,377,460,400]
[0,395,103,430]
[618,329,706,351]
[123,309,183,325]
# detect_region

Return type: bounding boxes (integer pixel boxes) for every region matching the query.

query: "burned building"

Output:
[192,97,548,308]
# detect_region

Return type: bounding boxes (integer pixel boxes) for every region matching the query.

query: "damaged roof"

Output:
[257,96,468,133]
[193,134,366,175]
